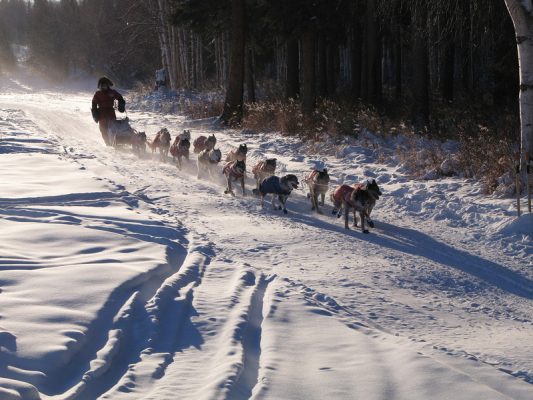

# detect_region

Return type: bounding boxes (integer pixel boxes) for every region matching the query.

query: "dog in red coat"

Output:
[150,128,171,161]
[331,180,381,233]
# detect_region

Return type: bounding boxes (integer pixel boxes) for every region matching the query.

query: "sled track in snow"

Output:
[225,274,275,400]
[59,238,215,399]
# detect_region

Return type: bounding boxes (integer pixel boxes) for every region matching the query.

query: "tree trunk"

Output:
[503,0,533,166]
[350,25,362,99]
[155,0,175,89]
[360,34,368,100]
[286,37,300,99]
[220,0,246,126]
[412,6,430,126]
[460,1,474,95]
[301,29,316,116]
[326,42,337,96]
[393,23,402,99]
[440,41,455,102]
[245,46,256,103]
[365,0,381,104]
[317,33,327,98]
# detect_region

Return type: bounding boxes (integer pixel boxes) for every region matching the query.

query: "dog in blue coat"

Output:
[253,174,299,214]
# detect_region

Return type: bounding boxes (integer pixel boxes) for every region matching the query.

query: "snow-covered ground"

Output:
[0,74,532,399]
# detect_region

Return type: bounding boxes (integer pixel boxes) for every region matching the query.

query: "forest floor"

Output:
[0,74,532,399]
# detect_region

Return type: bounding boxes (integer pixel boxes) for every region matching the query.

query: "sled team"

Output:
[91,77,382,233]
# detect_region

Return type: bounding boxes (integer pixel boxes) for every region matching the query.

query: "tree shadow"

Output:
[287,210,533,300]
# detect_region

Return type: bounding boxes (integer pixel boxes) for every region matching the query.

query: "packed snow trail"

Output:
[1,80,532,399]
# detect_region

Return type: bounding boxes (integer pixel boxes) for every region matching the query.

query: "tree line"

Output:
[1,0,531,161]
[161,0,520,127]
[0,0,160,81]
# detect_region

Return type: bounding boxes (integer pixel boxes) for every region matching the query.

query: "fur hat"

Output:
[97,77,114,89]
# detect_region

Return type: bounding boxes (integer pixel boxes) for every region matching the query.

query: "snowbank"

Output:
[0,108,187,398]
[492,213,533,237]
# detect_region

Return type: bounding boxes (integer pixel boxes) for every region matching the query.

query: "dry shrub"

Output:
[392,132,443,177]
[243,99,306,135]
[180,97,224,119]
[314,99,357,137]
[131,80,154,96]
[278,100,306,135]
[220,94,520,195]
[456,128,515,193]
[244,98,361,139]
[243,101,280,132]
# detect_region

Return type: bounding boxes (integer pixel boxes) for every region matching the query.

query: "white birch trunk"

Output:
[503,0,533,165]
[156,0,176,89]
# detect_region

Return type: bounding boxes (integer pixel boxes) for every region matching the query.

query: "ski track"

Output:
[0,86,532,399]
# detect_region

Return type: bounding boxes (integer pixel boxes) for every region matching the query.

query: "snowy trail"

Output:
[1,84,532,399]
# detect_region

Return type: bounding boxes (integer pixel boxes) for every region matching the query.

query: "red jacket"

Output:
[92,89,124,121]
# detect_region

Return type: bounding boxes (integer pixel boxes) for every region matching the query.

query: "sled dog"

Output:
[252,158,277,190]
[193,134,217,154]
[305,168,330,214]
[170,130,191,170]
[131,131,147,156]
[150,128,171,160]
[197,148,222,179]
[331,180,381,233]
[253,174,299,214]
[223,160,246,196]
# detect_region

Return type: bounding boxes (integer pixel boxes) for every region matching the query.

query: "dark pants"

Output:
[98,119,112,146]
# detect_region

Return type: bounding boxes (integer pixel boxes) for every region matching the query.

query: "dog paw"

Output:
[363,230,370,234]
[367,220,375,228]
[337,213,342,219]
[283,209,288,214]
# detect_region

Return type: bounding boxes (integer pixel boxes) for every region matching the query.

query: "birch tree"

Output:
[503,0,533,165]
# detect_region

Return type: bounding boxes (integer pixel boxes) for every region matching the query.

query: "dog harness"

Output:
[229,149,246,162]
[224,161,245,178]
[208,150,221,163]
[170,139,190,157]
[194,136,216,153]
[253,161,275,175]
[332,184,356,207]
[352,183,365,192]
[153,130,171,147]
[194,136,206,152]
[306,170,319,181]
[260,176,291,195]
[305,169,329,189]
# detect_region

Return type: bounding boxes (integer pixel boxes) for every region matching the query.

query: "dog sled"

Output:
[108,118,135,148]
